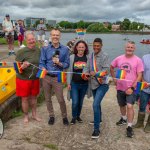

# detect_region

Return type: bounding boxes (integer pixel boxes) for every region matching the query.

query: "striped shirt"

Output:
[142,54,150,94]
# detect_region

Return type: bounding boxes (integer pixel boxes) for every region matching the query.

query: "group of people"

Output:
[2,15,47,55]
[14,27,150,139]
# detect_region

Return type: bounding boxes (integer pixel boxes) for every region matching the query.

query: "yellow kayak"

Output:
[0,68,16,105]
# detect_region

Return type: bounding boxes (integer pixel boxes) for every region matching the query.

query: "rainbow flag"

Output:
[74,61,86,69]
[115,69,126,79]
[0,62,7,66]
[36,69,47,78]
[57,72,67,83]
[135,82,148,93]
[95,70,108,77]
[76,29,86,36]
[13,62,23,74]
[91,53,98,72]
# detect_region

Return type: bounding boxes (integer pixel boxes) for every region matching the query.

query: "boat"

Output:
[140,40,150,44]
[0,67,16,105]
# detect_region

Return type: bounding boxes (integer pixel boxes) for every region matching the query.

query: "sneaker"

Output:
[63,117,69,126]
[70,118,76,125]
[48,117,55,125]
[91,130,100,139]
[11,51,16,55]
[76,117,83,123]
[116,118,127,126]
[8,52,12,56]
[126,126,134,138]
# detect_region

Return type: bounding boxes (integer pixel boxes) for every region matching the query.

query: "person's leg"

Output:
[134,91,149,128]
[77,83,88,118]
[52,78,67,118]
[21,97,29,123]
[71,82,79,119]
[93,84,109,131]
[29,96,41,121]
[42,76,54,117]
[116,91,127,125]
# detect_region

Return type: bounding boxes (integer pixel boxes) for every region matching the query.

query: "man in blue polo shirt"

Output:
[39,28,70,125]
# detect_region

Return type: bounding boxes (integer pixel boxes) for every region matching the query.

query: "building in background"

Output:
[111,24,120,31]
[46,20,56,27]
[24,17,46,27]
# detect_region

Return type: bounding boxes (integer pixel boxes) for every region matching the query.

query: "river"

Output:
[43,32,150,61]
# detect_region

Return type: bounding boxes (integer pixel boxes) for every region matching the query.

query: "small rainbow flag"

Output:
[76,29,86,36]
[91,53,98,72]
[95,70,108,77]
[13,62,23,74]
[36,69,47,78]
[81,73,89,80]
[115,69,126,79]
[0,61,7,66]
[135,82,148,93]
[57,72,67,83]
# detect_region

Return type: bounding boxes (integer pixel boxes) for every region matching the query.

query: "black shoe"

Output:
[63,117,69,125]
[116,118,127,126]
[126,126,134,138]
[12,51,16,55]
[91,130,100,139]
[70,118,76,125]
[76,117,83,123]
[48,117,55,125]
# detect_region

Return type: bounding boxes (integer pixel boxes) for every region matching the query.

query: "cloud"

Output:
[0,0,150,25]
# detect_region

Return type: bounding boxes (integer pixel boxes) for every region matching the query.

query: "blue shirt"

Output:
[39,43,70,75]
[142,54,150,94]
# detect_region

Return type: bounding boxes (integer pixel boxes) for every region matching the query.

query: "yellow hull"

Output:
[0,68,16,105]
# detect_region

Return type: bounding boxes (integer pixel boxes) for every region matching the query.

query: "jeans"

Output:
[71,82,88,118]
[140,91,150,112]
[92,84,109,130]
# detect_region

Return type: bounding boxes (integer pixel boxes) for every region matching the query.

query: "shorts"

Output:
[18,34,24,42]
[16,78,40,97]
[37,35,45,41]
[117,90,136,106]
[6,35,14,44]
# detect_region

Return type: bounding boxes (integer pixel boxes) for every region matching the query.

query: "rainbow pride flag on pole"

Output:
[36,69,47,78]
[13,62,23,74]
[115,69,126,79]
[57,72,67,83]
[135,82,148,93]
[95,70,108,77]
[0,62,7,66]
[76,29,86,36]
[91,53,98,72]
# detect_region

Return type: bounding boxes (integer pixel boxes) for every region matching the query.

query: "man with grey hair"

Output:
[15,31,41,123]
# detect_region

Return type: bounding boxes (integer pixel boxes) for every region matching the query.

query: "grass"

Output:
[43,144,58,150]
[12,109,23,118]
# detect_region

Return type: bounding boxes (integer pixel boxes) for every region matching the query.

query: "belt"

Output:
[47,74,57,77]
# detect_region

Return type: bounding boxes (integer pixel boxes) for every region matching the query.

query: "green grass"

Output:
[43,144,58,150]
[12,109,23,118]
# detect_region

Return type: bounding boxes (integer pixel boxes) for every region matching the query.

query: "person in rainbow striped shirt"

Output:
[110,41,144,138]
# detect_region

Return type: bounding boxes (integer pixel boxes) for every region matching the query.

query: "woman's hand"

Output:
[125,88,133,95]
[21,61,30,69]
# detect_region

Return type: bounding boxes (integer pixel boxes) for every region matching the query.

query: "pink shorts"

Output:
[16,78,40,97]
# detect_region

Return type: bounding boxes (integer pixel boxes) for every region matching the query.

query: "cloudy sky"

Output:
[0,0,150,24]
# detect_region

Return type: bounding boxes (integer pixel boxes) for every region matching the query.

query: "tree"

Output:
[121,18,131,30]
[87,23,109,32]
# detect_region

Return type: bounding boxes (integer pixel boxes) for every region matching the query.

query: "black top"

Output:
[72,55,88,83]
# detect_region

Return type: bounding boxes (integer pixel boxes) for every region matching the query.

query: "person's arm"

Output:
[110,65,117,85]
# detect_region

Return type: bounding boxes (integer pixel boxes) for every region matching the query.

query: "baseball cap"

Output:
[5,14,10,17]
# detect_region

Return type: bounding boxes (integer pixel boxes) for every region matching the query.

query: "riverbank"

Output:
[0,45,150,150]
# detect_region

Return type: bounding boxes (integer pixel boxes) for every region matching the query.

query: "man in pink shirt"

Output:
[110,41,144,138]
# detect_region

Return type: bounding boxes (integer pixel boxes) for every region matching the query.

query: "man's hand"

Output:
[90,71,96,77]
[125,88,133,95]
[67,84,71,90]
[82,73,90,80]
[21,61,30,69]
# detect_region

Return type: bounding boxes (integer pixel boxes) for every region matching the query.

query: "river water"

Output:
[43,32,150,61]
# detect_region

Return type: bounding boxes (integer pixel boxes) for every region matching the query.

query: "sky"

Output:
[0,0,150,25]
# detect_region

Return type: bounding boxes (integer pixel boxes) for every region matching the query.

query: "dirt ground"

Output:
[0,45,150,150]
